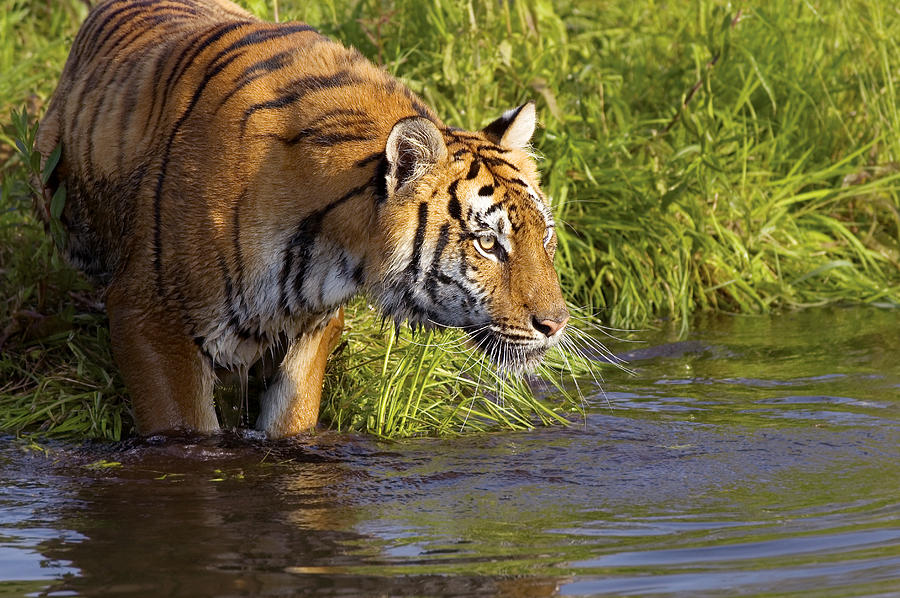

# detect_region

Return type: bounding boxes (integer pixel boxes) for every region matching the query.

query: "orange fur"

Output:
[35,0,568,437]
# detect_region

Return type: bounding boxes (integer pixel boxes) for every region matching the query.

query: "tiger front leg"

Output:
[106,285,219,435]
[256,308,344,438]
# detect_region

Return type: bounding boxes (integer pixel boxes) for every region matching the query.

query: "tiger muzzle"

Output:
[531,311,569,338]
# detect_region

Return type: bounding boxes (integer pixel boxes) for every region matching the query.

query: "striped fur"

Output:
[35,0,568,437]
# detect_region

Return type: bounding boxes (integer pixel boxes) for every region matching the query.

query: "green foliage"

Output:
[9,106,67,248]
[1,0,898,440]
[321,300,577,438]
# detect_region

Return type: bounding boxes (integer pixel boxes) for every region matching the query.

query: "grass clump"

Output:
[1,0,899,440]
[321,300,576,438]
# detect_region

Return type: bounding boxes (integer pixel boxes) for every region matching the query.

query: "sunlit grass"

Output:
[1,0,898,439]
[320,299,584,438]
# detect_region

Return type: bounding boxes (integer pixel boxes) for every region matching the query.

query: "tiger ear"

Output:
[482,101,536,149]
[385,117,448,194]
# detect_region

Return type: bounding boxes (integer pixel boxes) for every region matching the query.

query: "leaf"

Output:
[50,184,66,220]
[50,219,67,251]
[84,459,122,470]
[441,39,458,85]
[42,144,62,185]
[10,107,26,135]
[791,260,855,285]
[498,40,512,67]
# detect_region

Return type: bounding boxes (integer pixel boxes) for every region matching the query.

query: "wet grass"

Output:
[1,0,898,440]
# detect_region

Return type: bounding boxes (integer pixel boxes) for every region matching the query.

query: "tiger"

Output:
[34,0,570,438]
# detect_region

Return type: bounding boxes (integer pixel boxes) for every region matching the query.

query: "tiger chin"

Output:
[34,0,569,439]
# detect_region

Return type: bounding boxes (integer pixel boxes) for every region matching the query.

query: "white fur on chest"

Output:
[199,238,358,370]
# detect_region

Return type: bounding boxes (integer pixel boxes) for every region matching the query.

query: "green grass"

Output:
[1,0,898,440]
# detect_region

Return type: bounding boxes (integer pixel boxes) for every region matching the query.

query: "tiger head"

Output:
[372,103,569,372]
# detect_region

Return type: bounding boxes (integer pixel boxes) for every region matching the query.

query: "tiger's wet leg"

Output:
[106,284,219,435]
[257,308,344,438]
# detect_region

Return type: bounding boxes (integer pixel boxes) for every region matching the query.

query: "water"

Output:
[1,306,898,597]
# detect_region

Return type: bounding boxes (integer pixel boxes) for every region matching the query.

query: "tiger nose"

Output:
[531,314,569,337]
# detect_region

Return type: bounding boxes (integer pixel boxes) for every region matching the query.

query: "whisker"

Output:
[565,325,635,374]
[567,331,629,369]
[558,335,611,410]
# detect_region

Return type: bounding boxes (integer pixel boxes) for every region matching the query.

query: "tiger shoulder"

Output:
[35,0,569,438]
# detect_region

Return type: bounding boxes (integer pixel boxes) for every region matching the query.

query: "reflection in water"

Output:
[6,436,562,597]
[1,307,899,596]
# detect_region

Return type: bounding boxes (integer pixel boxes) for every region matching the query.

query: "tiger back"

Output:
[35,0,570,438]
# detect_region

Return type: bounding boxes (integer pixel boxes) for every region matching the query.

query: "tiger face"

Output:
[373,103,569,371]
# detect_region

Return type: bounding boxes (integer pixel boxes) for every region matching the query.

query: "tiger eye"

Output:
[477,235,497,253]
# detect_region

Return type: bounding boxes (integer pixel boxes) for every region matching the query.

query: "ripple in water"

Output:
[0,307,898,596]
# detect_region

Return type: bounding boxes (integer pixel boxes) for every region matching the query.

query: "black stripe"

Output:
[353,261,365,285]
[98,9,187,95]
[474,144,513,155]
[478,184,494,196]
[446,180,466,229]
[356,151,384,169]
[238,49,296,79]
[480,154,520,172]
[96,6,194,57]
[447,196,462,221]
[484,201,504,217]
[506,203,523,233]
[433,271,480,306]
[241,71,362,133]
[290,211,323,302]
[97,13,159,59]
[85,0,199,60]
[205,23,317,109]
[466,159,481,179]
[74,1,152,64]
[216,49,296,110]
[405,202,429,280]
[452,148,471,160]
[423,278,441,304]
[281,182,371,312]
[272,112,373,146]
[426,223,451,300]
[485,173,533,194]
[142,34,177,133]
[373,154,389,204]
[396,86,434,121]
[73,3,168,147]
[432,224,450,264]
[457,246,479,286]
[157,21,249,121]
[215,24,316,63]
[412,101,432,119]
[429,266,480,312]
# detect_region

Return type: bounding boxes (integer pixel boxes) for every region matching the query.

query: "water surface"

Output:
[1,307,899,596]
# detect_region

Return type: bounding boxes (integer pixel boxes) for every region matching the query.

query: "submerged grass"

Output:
[1,0,898,440]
